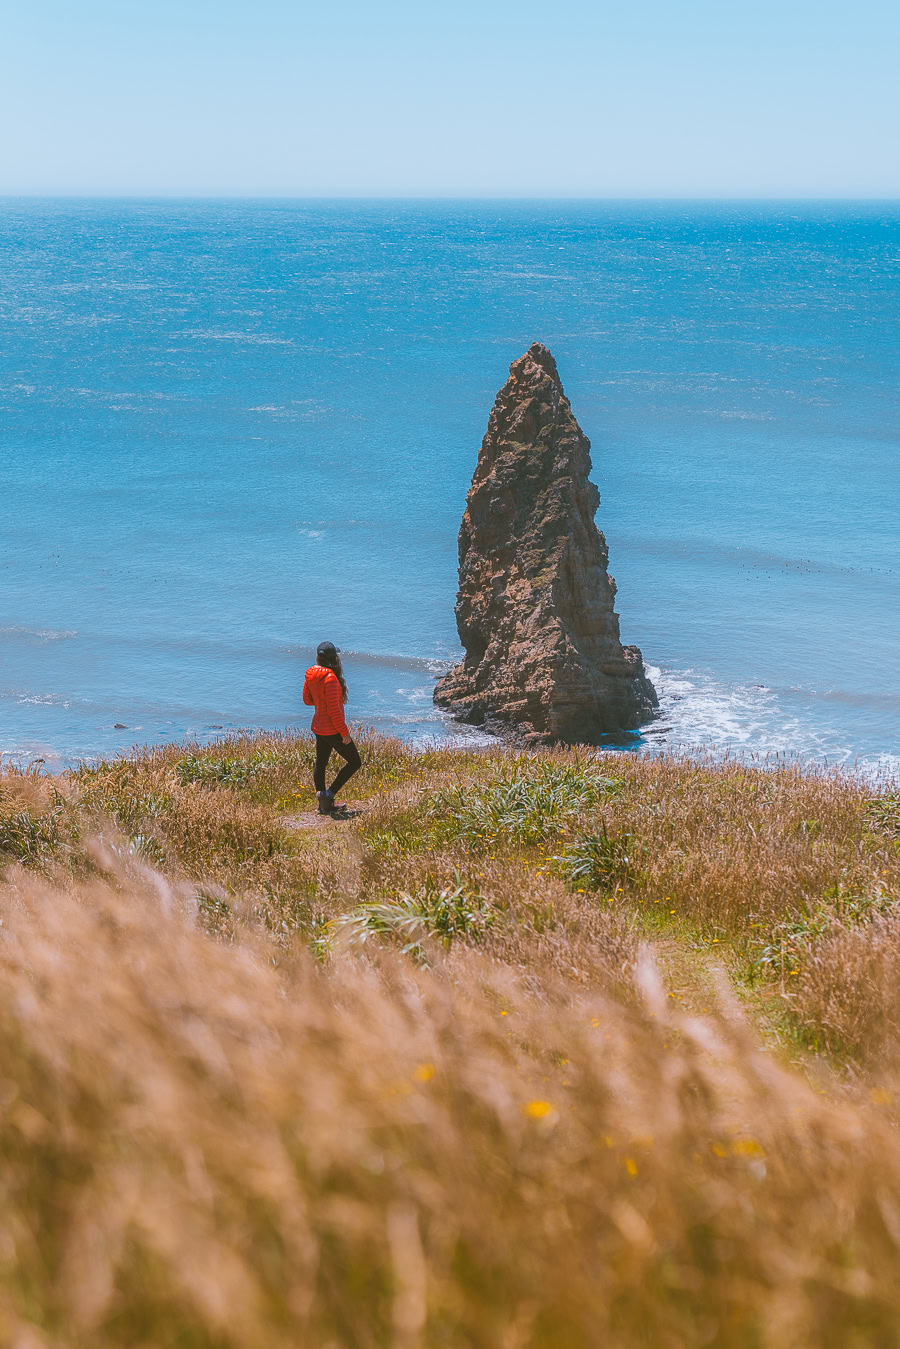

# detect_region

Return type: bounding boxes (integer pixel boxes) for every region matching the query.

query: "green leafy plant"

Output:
[174,750,277,789]
[750,888,898,983]
[555,823,632,891]
[333,879,492,962]
[0,807,63,865]
[126,833,167,866]
[866,796,900,840]
[428,763,621,847]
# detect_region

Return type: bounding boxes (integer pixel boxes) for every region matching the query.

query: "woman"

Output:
[302,641,361,814]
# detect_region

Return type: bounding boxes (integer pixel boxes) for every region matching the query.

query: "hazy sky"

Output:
[3,0,898,197]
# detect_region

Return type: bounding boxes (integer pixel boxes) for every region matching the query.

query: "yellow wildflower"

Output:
[525,1100,554,1119]
[731,1138,765,1157]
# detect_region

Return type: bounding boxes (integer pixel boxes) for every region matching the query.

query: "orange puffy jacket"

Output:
[303,665,349,738]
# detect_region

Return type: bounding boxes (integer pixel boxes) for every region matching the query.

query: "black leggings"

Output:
[314,734,362,797]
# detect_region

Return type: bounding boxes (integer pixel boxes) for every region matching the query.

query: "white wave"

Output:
[177,329,294,345]
[393,685,434,704]
[644,665,860,766]
[408,725,498,750]
[246,405,302,419]
[0,744,65,770]
[703,410,774,421]
[0,625,77,643]
[247,403,326,420]
[853,754,900,789]
[338,650,454,676]
[12,693,73,708]
[413,703,499,748]
[66,388,186,407]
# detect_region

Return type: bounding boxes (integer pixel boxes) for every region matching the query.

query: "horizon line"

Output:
[0,193,898,204]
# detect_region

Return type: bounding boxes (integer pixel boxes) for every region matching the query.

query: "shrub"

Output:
[0,806,64,866]
[175,750,275,788]
[427,761,621,847]
[750,887,897,985]
[867,795,900,840]
[0,767,66,868]
[555,823,632,891]
[333,879,492,961]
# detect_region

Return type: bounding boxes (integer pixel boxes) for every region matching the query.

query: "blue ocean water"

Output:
[0,199,897,773]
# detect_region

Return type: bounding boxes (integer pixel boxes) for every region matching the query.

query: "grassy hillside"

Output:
[0,730,899,1346]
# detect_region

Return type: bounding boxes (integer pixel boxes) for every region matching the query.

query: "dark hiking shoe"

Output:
[316,791,332,815]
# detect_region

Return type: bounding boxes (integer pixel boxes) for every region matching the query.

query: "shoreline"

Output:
[3,657,898,783]
[5,722,897,792]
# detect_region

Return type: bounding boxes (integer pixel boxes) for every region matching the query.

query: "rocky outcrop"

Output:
[434,343,657,744]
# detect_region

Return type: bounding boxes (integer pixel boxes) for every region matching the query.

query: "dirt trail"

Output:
[652,938,726,1017]
[280,803,367,831]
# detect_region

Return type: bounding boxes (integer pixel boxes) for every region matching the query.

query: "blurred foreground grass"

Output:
[0,730,899,1346]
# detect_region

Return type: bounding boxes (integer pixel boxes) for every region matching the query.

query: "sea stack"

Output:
[434,343,657,744]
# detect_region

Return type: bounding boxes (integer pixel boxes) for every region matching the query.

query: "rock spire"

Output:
[434,343,657,744]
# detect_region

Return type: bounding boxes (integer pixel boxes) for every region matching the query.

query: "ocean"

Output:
[0,199,897,774]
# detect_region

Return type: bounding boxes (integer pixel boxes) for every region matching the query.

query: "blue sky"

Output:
[3,0,898,196]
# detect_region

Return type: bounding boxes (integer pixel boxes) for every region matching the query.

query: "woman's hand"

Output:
[342,734,352,745]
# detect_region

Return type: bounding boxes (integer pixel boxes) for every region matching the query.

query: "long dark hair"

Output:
[319,647,348,703]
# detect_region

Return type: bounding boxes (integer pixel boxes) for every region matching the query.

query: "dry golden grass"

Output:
[3,733,897,1045]
[3,865,900,1348]
[794,909,900,1063]
[0,733,899,1344]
